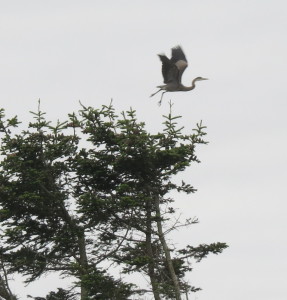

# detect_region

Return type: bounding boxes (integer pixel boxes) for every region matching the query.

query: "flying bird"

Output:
[150,46,208,105]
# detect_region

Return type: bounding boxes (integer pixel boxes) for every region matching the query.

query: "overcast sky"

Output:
[1,1,287,299]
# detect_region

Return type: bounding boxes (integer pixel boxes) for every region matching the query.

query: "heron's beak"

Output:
[202,78,208,80]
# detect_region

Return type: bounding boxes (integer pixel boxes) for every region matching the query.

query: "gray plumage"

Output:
[151,46,208,105]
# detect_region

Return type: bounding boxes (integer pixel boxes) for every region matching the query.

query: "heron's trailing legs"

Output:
[150,89,166,106]
[158,91,166,106]
[150,89,162,98]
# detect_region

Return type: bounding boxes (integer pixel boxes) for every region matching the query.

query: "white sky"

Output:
[1,1,287,299]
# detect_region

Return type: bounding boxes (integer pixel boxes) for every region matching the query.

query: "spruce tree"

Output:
[0,102,227,299]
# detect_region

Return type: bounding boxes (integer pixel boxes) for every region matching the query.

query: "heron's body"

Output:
[151,46,208,105]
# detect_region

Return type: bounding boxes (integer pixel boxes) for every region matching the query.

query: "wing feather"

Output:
[157,46,189,85]
[158,54,179,84]
[170,46,188,84]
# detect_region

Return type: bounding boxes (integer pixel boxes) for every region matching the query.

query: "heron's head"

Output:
[194,76,208,82]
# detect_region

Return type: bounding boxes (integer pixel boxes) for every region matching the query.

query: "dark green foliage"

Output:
[81,269,135,300]
[178,242,229,262]
[28,288,77,300]
[0,102,227,299]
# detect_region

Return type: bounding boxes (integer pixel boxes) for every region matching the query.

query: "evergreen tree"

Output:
[0,102,227,299]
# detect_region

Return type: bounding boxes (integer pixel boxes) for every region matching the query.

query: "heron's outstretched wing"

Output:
[158,54,179,85]
[170,46,188,84]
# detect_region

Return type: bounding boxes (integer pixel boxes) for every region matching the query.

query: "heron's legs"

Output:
[150,89,161,98]
[158,91,166,106]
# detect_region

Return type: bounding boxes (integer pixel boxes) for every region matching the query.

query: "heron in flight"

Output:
[150,46,208,105]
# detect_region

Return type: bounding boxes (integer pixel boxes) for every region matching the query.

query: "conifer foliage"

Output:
[0,102,227,299]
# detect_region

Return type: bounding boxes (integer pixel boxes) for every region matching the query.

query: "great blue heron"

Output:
[150,46,208,105]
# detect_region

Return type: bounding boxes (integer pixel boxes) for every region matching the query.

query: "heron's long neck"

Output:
[181,78,197,91]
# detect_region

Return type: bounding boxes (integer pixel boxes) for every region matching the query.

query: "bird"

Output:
[150,46,208,105]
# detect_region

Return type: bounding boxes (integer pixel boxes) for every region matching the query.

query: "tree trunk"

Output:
[154,194,182,300]
[78,233,89,300]
[146,199,161,300]
[0,275,17,300]
[58,199,89,300]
